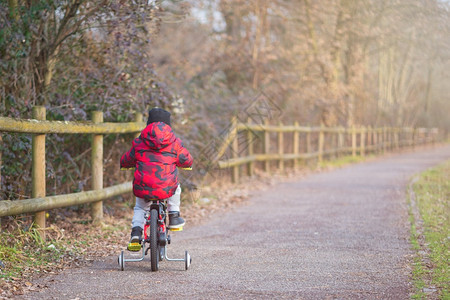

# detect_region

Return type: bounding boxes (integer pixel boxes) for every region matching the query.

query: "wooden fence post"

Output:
[352,126,357,157]
[318,124,324,165]
[392,128,395,149]
[389,127,393,150]
[373,127,380,153]
[231,117,239,183]
[394,128,399,150]
[383,127,387,153]
[376,128,380,153]
[293,121,299,168]
[431,129,437,145]
[264,119,270,173]
[32,106,46,240]
[360,126,366,157]
[373,127,378,154]
[338,127,344,157]
[247,121,254,177]
[388,128,393,150]
[404,128,408,147]
[246,118,254,177]
[395,128,401,149]
[134,112,143,138]
[91,111,103,222]
[399,128,403,148]
[394,128,397,149]
[278,122,284,172]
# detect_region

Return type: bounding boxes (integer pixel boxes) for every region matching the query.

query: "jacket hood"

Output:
[140,122,175,150]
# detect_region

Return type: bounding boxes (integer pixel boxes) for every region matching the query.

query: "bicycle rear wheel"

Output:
[150,208,159,271]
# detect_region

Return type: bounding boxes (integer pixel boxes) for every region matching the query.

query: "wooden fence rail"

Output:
[0,182,132,217]
[0,107,144,238]
[217,121,439,184]
[0,116,145,134]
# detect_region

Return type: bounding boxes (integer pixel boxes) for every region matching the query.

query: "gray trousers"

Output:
[131,185,181,229]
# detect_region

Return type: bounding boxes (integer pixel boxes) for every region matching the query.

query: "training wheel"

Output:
[118,250,125,271]
[185,251,191,270]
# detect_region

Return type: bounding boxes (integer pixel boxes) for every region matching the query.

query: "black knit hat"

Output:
[147,108,171,126]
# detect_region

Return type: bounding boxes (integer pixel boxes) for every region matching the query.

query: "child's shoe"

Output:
[127,226,143,252]
[168,211,185,229]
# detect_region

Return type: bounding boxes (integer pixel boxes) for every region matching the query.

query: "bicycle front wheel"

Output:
[150,208,159,271]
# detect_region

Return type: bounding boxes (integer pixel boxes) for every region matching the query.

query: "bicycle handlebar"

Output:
[120,167,192,171]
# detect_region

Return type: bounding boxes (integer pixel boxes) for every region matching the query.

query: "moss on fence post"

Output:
[32,106,46,240]
[91,111,103,223]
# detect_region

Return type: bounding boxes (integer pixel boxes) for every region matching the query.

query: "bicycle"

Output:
[118,168,192,272]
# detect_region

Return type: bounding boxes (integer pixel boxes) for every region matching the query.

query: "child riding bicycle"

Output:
[120,108,193,251]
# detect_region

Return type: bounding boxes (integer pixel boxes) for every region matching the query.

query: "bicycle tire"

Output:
[150,208,159,271]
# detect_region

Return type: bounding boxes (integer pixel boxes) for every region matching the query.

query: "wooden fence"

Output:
[216,119,439,183]
[0,106,145,238]
[0,107,440,239]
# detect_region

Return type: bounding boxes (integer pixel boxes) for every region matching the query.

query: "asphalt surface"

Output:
[23,145,450,299]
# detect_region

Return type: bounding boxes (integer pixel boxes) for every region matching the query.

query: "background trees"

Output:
[1,0,174,199]
[150,0,449,129]
[1,0,449,200]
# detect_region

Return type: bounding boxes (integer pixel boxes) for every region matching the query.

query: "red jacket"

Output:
[120,122,193,200]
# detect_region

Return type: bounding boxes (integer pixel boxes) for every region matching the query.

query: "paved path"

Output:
[23,145,450,299]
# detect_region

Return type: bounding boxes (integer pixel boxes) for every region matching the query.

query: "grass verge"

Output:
[408,160,449,299]
[0,203,131,297]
